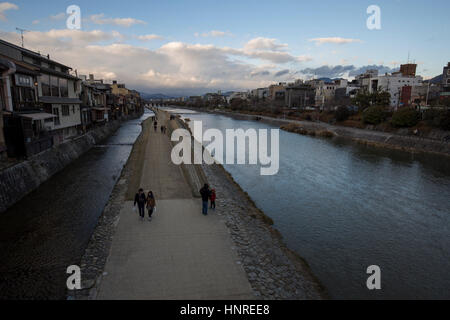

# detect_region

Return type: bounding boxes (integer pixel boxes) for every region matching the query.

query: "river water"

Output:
[169,108,450,300]
[0,110,152,300]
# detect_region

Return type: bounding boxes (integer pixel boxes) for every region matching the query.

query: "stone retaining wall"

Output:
[0,116,140,214]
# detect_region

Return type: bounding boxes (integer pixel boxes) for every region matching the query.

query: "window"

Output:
[41,75,51,96]
[60,78,68,97]
[51,76,59,97]
[62,105,70,116]
[53,107,60,126]
[72,105,75,114]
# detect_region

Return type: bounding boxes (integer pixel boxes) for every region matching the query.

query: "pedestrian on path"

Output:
[210,189,216,210]
[146,191,156,221]
[134,188,147,221]
[199,184,211,216]
[153,121,158,133]
[160,125,164,134]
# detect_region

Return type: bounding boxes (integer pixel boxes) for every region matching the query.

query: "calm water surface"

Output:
[0,111,152,299]
[169,108,450,300]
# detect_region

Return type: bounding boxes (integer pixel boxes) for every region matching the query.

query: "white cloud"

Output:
[0,30,310,93]
[195,30,233,38]
[0,2,18,21]
[137,34,163,41]
[32,20,40,25]
[90,13,146,27]
[309,37,363,45]
[244,37,288,51]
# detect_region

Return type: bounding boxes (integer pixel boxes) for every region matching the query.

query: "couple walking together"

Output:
[199,184,216,216]
[134,189,156,221]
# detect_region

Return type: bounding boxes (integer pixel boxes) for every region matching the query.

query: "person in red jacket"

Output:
[210,189,216,210]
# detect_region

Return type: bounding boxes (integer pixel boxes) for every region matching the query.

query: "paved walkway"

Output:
[97,112,254,300]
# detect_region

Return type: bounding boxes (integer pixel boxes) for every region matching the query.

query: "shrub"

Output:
[362,106,387,125]
[438,110,450,130]
[391,108,421,128]
[423,109,450,130]
[335,106,350,122]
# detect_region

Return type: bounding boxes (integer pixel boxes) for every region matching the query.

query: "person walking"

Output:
[153,121,158,133]
[134,188,147,221]
[160,125,164,134]
[210,189,216,210]
[199,184,211,216]
[146,191,156,221]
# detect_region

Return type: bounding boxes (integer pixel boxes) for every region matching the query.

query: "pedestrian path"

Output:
[96,112,254,300]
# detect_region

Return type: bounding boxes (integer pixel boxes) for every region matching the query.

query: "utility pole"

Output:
[16,27,28,48]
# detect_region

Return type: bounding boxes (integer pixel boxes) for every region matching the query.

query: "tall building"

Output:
[400,64,417,77]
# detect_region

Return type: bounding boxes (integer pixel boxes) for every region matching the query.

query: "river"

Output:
[167,107,450,300]
[0,110,152,300]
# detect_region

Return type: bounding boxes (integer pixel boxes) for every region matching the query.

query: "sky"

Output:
[0,0,448,95]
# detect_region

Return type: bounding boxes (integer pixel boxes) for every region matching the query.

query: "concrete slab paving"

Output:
[97,112,254,300]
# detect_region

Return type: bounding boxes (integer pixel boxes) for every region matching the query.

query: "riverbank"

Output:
[186,108,450,157]
[0,114,142,214]
[74,108,325,300]
[70,115,153,299]
[171,111,326,298]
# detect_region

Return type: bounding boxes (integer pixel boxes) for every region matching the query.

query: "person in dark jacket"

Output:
[199,184,211,215]
[134,188,147,220]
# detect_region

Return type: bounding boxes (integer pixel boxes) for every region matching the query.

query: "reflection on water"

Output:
[179,110,450,300]
[0,111,152,300]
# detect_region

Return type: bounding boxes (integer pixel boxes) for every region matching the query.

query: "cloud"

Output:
[309,37,362,45]
[90,13,146,27]
[32,20,40,25]
[237,37,311,64]
[195,30,233,38]
[0,2,18,21]
[348,65,399,77]
[137,34,163,41]
[274,69,290,77]
[0,30,309,94]
[244,37,288,51]
[300,64,399,78]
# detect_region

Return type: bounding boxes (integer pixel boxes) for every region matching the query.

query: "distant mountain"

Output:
[317,77,342,83]
[140,93,177,100]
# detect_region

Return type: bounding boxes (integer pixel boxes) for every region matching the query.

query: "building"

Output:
[0,39,82,157]
[269,83,286,101]
[400,64,417,77]
[356,69,379,91]
[369,72,423,108]
[440,62,450,103]
[307,80,338,109]
[285,83,315,109]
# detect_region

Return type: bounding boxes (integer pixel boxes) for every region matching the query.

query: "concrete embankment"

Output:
[0,115,140,214]
[206,110,450,157]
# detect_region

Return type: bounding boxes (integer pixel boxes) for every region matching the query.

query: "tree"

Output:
[353,89,391,110]
[362,106,388,125]
[335,106,350,122]
[391,108,421,127]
